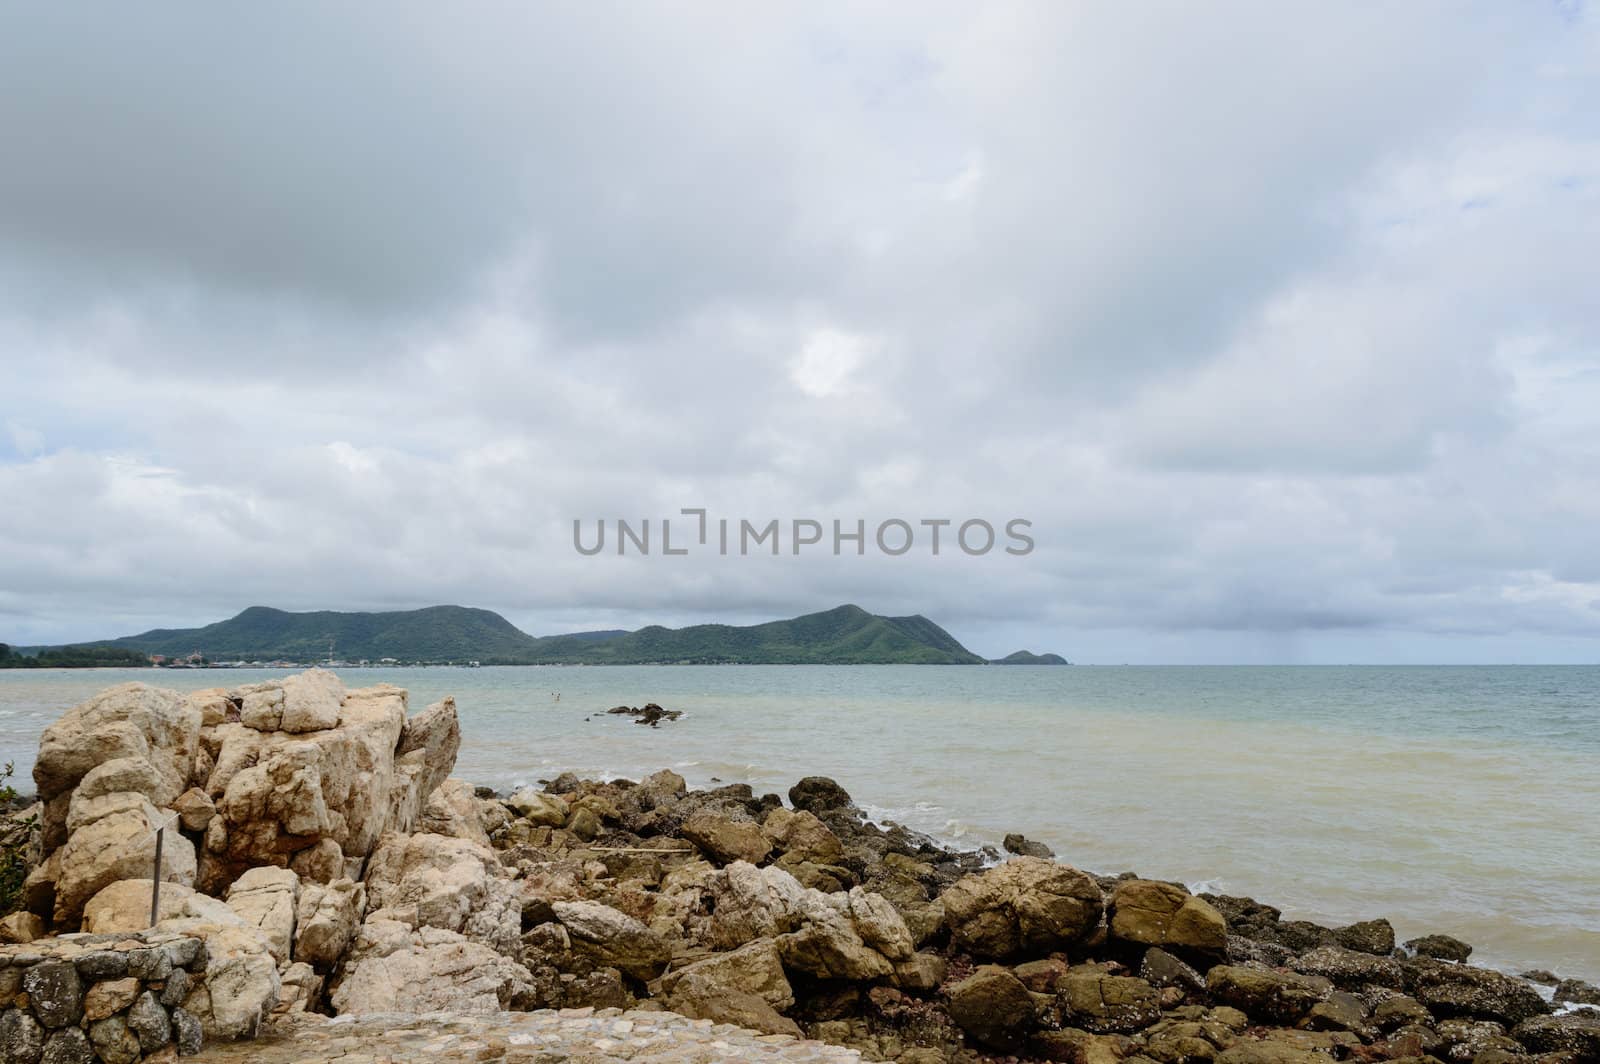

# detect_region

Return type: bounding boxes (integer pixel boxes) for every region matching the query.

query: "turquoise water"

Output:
[1,665,1596,981]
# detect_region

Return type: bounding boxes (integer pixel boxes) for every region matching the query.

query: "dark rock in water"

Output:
[1003,832,1054,858]
[1405,934,1473,962]
[1058,972,1163,1033]
[789,776,854,814]
[1402,957,1548,1025]
[946,965,1035,1052]
[1335,918,1396,956]
[473,784,500,800]
[1513,1012,1600,1060]
[606,703,683,727]
[1226,934,1295,968]
[1373,994,1434,1031]
[1292,944,1404,990]
[1555,978,1600,1007]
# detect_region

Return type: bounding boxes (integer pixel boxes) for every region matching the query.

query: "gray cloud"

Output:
[1,3,1598,662]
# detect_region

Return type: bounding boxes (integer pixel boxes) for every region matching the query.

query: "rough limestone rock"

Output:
[505,789,569,827]
[82,978,140,1022]
[170,923,281,1040]
[362,831,520,956]
[948,965,1036,1052]
[171,788,217,833]
[762,808,845,865]
[705,861,809,950]
[775,888,908,981]
[200,681,455,892]
[1403,958,1549,1025]
[293,877,366,970]
[656,937,795,1015]
[1205,965,1332,1024]
[942,857,1105,959]
[52,794,196,927]
[82,879,242,933]
[681,811,772,865]
[418,778,492,848]
[330,919,535,1015]
[33,683,202,843]
[0,911,44,944]
[1109,879,1228,953]
[279,669,344,733]
[224,866,301,965]
[553,900,672,981]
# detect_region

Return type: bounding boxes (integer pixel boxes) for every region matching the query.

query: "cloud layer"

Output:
[3,3,1598,661]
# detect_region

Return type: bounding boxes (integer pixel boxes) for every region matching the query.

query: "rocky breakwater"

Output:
[3,670,1598,1064]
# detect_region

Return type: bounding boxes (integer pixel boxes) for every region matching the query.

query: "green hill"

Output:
[991,650,1070,665]
[38,604,986,665]
[525,604,985,664]
[94,605,543,663]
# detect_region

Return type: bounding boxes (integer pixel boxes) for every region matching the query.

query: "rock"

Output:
[553,900,672,980]
[288,839,345,885]
[658,938,798,1035]
[1003,833,1055,858]
[72,757,165,806]
[52,794,197,926]
[126,991,172,1052]
[362,831,520,956]
[947,965,1035,1052]
[22,961,82,1028]
[293,877,366,970]
[566,805,603,841]
[218,866,299,965]
[1554,979,1600,1007]
[86,1016,140,1064]
[275,961,324,1014]
[705,861,809,949]
[83,978,140,1021]
[1303,990,1370,1035]
[1060,973,1164,1033]
[1374,995,1434,1031]
[40,1027,93,1064]
[775,890,905,981]
[239,685,285,731]
[942,857,1105,959]
[180,923,280,1040]
[1204,965,1331,1024]
[171,1007,204,1055]
[0,1009,46,1064]
[417,778,492,848]
[394,696,461,800]
[1335,919,1396,956]
[33,682,201,814]
[788,776,854,815]
[171,788,216,833]
[505,789,569,827]
[1406,935,1473,963]
[1292,944,1404,989]
[894,951,949,991]
[1143,946,1207,992]
[0,912,44,943]
[329,920,535,1015]
[1513,1012,1600,1060]
[762,808,845,865]
[82,879,243,933]
[198,680,419,892]
[279,668,344,733]
[682,811,772,865]
[1404,958,1549,1025]
[1213,1040,1332,1064]
[1110,879,1228,954]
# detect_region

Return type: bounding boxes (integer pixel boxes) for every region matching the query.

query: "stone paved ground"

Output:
[188,1007,864,1062]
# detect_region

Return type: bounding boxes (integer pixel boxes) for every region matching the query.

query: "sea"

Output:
[1,664,1595,983]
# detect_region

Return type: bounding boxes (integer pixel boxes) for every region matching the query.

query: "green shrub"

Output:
[0,762,38,916]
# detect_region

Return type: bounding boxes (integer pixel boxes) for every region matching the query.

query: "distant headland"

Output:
[5,603,1070,668]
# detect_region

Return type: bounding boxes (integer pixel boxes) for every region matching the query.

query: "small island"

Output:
[990,650,1070,665]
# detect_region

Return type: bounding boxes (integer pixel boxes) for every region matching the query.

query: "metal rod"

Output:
[150,826,164,927]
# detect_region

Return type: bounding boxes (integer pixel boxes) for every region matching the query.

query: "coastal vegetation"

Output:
[0,642,151,668]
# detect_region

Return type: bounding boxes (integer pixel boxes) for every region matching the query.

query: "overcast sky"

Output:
[2,3,1598,663]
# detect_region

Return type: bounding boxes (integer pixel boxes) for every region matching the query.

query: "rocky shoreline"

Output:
[1,670,1596,1063]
